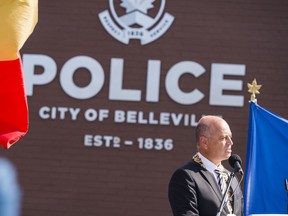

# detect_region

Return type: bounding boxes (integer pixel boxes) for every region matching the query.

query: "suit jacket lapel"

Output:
[231,175,241,213]
[193,154,223,201]
[193,155,232,215]
[200,169,223,201]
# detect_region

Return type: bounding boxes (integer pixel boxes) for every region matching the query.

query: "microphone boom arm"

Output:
[216,171,236,216]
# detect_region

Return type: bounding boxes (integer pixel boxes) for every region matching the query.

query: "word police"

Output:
[23,54,246,107]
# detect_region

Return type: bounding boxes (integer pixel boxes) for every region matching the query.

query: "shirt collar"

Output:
[197,152,218,173]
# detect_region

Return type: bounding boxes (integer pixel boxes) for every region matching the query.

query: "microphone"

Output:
[229,154,244,175]
[216,154,244,216]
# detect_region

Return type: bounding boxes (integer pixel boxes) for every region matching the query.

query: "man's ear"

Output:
[199,136,208,149]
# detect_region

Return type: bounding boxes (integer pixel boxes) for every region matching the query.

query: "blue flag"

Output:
[244,102,288,215]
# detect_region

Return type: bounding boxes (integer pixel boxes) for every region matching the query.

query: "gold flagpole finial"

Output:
[247,79,262,103]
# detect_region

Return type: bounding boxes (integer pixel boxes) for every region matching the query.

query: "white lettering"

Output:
[159,112,170,125]
[93,135,103,147]
[58,107,68,119]
[39,106,50,119]
[209,63,245,107]
[51,107,57,119]
[190,114,198,127]
[109,58,141,101]
[84,109,109,121]
[98,109,109,121]
[126,111,137,123]
[114,110,125,122]
[38,106,80,120]
[148,112,158,124]
[171,113,183,126]
[23,54,57,96]
[84,109,97,121]
[84,135,121,148]
[102,135,113,147]
[70,108,81,120]
[84,135,93,146]
[138,111,148,124]
[165,61,205,105]
[60,56,105,99]
[146,60,161,102]
[23,54,246,108]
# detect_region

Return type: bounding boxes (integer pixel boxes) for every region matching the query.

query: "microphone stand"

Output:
[216,171,236,216]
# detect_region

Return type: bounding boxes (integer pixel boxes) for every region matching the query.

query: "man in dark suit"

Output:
[168,115,243,216]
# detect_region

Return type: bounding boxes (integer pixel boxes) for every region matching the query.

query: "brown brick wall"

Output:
[1,1,288,215]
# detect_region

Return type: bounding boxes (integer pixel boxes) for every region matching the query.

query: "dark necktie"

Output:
[214,167,225,194]
[214,167,234,214]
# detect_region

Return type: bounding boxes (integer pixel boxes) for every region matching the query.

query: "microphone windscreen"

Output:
[228,154,242,168]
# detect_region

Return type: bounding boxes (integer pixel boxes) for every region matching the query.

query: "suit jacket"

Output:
[168,158,243,216]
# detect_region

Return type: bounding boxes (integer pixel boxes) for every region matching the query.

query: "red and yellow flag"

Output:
[0,0,38,149]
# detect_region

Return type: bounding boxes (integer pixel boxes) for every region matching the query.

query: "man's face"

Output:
[206,121,233,163]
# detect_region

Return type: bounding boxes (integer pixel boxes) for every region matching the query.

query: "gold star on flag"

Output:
[247,79,262,103]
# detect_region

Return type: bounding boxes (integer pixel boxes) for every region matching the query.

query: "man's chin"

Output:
[225,152,232,159]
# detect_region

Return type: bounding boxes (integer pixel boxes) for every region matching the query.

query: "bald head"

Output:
[195,115,230,145]
[195,115,233,165]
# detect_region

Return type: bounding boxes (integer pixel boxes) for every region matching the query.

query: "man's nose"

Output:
[228,137,233,145]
